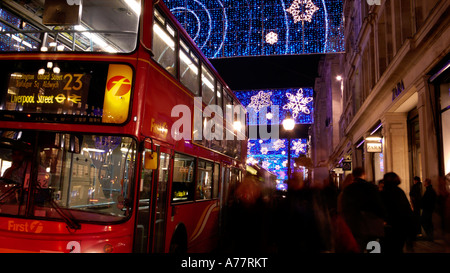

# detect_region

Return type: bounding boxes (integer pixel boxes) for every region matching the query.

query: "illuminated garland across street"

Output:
[164,0,344,57]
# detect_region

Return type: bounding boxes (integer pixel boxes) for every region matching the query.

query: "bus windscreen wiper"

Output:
[0,178,21,204]
[34,183,81,231]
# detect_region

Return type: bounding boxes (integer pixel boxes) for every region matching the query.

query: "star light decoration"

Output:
[286,0,320,23]
[265,31,278,45]
[247,91,272,113]
[283,88,313,118]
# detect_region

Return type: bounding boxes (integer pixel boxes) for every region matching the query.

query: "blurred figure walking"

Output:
[380,172,415,253]
[421,178,437,241]
[340,167,386,252]
[410,176,423,236]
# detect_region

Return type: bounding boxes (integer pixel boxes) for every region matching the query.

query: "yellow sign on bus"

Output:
[102,64,133,123]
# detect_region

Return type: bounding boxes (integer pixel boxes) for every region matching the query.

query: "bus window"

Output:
[196,160,213,200]
[172,153,195,202]
[216,82,223,109]
[202,64,215,105]
[152,9,176,76]
[0,130,136,223]
[212,163,220,199]
[0,1,140,53]
[179,40,200,95]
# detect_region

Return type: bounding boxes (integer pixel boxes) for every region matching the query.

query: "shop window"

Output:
[440,81,450,175]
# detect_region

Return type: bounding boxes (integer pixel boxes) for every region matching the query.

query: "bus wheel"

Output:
[169,225,187,253]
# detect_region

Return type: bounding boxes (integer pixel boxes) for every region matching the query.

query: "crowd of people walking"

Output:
[221,166,450,254]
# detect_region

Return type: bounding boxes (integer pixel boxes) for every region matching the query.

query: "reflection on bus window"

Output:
[153,9,176,76]
[196,160,213,200]
[202,65,215,105]
[0,130,136,223]
[179,43,200,95]
[0,0,140,53]
[172,153,195,202]
[213,163,220,199]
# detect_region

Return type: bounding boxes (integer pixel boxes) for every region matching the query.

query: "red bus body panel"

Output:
[0,216,134,253]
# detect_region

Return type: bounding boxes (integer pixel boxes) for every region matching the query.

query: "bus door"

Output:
[133,144,172,253]
[218,165,231,237]
[151,146,171,253]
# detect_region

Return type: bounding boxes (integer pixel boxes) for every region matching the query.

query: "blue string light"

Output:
[164,0,344,58]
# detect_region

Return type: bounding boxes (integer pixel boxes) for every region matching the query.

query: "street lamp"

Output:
[282,115,295,131]
[283,113,295,180]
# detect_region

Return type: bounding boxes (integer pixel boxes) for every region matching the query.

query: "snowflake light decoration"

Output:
[265,31,278,45]
[248,91,272,113]
[286,0,320,23]
[261,147,269,155]
[262,161,270,169]
[272,139,286,151]
[292,140,307,155]
[283,88,313,118]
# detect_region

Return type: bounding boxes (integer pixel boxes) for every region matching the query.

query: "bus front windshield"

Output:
[0,0,141,53]
[0,130,136,224]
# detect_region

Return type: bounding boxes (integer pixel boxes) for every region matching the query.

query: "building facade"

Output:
[312,0,450,197]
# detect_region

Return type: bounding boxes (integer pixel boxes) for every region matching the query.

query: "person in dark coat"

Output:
[409,176,423,235]
[340,167,386,252]
[421,178,437,241]
[380,172,415,253]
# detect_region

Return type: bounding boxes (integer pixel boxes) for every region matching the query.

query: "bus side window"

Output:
[152,9,176,77]
[196,160,213,200]
[172,153,195,202]
[179,39,200,95]
[212,163,220,199]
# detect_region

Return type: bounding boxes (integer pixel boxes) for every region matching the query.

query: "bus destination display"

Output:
[6,70,91,115]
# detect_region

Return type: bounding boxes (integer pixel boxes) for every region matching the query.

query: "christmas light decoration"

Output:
[283,88,314,118]
[286,0,320,23]
[247,91,273,113]
[235,88,314,125]
[164,0,345,57]
[247,138,308,181]
[291,139,307,155]
[272,139,286,151]
[265,31,279,45]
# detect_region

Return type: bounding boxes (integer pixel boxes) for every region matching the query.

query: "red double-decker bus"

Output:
[0,0,246,253]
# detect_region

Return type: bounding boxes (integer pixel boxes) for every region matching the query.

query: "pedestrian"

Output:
[421,178,437,241]
[276,167,326,253]
[340,167,386,252]
[410,176,423,236]
[380,172,415,253]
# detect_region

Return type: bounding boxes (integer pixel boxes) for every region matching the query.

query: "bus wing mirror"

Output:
[144,151,158,170]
